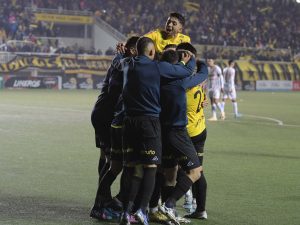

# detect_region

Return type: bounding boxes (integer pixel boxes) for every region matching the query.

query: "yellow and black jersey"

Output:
[144,29,191,53]
[186,85,206,137]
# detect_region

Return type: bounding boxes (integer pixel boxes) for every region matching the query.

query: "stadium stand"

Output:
[0,0,299,60]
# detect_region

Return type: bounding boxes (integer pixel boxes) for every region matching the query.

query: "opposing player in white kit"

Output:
[206,58,225,121]
[221,60,241,118]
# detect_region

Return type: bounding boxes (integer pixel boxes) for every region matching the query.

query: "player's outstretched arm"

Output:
[158,56,196,79]
[182,61,208,89]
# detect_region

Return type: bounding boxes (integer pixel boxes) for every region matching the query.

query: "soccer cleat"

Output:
[104,197,123,212]
[119,212,131,225]
[177,216,191,224]
[220,112,226,120]
[149,210,169,223]
[90,205,103,220]
[208,116,218,121]
[128,214,139,224]
[134,209,149,225]
[184,210,208,220]
[90,206,120,220]
[159,204,180,225]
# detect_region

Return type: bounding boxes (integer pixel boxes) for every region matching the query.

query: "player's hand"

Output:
[181,51,192,64]
[201,99,209,108]
[116,42,126,54]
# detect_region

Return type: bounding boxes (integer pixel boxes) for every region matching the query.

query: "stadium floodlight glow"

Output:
[296,0,300,3]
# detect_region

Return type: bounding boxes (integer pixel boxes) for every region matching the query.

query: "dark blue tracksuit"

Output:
[160,61,208,170]
[121,55,196,165]
[123,55,196,116]
[91,54,123,148]
[160,61,209,127]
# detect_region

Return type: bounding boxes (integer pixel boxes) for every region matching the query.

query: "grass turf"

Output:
[0,89,299,225]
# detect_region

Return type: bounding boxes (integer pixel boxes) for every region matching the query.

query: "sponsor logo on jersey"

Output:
[152,156,159,161]
[144,149,156,155]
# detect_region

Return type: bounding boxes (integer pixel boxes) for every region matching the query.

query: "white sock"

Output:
[217,102,224,113]
[212,104,217,118]
[233,102,238,115]
[221,101,225,111]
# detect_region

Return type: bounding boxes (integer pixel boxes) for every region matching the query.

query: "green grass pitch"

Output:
[0,89,299,225]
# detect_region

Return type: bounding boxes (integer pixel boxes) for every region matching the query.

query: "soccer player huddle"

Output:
[90,12,240,225]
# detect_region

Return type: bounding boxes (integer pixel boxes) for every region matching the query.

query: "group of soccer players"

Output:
[89,12,240,225]
[206,58,241,121]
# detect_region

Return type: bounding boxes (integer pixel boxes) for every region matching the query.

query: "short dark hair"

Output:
[124,36,139,56]
[163,44,177,51]
[169,12,185,26]
[228,59,235,65]
[136,37,154,55]
[125,36,140,49]
[160,49,179,64]
[176,42,197,55]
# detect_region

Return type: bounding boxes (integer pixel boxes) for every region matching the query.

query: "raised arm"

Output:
[158,56,196,79]
[181,61,208,89]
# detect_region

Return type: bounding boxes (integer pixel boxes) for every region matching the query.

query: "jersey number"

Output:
[194,90,202,113]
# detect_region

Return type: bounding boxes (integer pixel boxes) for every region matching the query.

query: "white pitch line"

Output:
[242,113,284,126]
[224,112,284,126]
[2,104,300,127]
[221,119,300,128]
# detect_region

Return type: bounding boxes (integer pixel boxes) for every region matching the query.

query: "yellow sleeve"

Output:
[144,30,158,42]
[183,35,191,43]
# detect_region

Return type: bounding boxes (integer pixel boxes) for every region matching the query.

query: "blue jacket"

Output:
[160,61,208,127]
[91,54,123,128]
[122,55,196,117]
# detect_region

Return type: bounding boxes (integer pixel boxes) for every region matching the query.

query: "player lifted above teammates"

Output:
[221,60,242,118]
[206,57,225,121]
[144,12,190,53]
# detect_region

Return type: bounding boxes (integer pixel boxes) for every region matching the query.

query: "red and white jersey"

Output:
[223,67,235,89]
[208,65,223,90]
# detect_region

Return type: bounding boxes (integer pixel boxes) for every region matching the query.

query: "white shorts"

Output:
[208,89,221,99]
[223,88,237,100]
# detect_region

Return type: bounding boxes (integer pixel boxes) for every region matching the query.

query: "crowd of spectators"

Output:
[0,0,299,60]
[92,0,299,56]
[0,0,103,55]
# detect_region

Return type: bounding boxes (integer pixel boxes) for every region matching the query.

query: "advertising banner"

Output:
[34,13,94,24]
[256,80,293,91]
[3,75,62,89]
[0,55,111,75]
[62,74,105,89]
[292,81,300,91]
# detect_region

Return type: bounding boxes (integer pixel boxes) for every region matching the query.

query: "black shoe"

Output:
[90,205,102,219]
[104,197,123,212]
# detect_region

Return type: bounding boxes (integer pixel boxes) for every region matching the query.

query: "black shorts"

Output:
[122,116,161,165]
[162,127,200,171]
[91,111,112,152]
[94,124,111,154]
[110,126,123,162]
[191,129,207,166]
